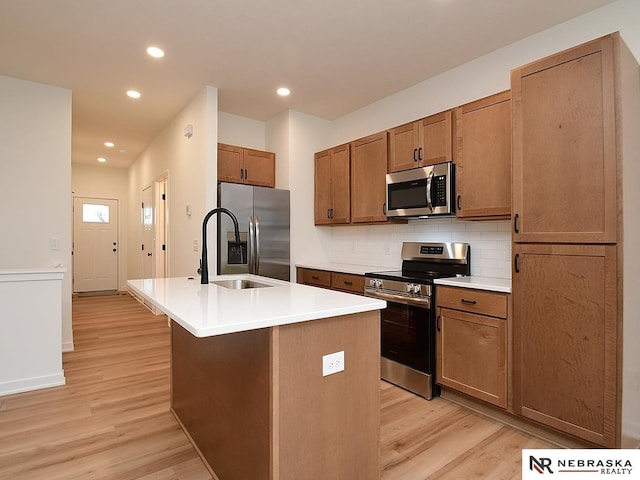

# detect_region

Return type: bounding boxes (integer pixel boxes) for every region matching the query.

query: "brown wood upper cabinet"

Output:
[350,132,389,223]
[511,36,617,243]
[218,143,276,188]
[455,91,511,220]
[314,144,350,225]
[388,110,453,173]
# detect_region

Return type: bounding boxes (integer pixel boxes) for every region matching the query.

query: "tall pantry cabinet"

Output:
[511,33,640,447]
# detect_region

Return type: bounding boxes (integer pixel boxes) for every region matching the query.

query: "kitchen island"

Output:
[127,275,386,480]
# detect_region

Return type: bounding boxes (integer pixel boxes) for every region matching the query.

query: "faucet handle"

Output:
[197,259,202,275]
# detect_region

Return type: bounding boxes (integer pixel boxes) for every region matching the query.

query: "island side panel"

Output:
[171,321,272,480]
[276,310,381,480]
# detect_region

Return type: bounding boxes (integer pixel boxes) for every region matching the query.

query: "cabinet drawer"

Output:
[297,268,331,288]
[331,272,364,295]
[436,286,507,319]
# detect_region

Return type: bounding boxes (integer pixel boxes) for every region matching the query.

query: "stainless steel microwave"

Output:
[385,162,455,218]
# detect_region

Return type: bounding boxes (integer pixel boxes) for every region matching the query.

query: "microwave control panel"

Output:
[432,175,448,206]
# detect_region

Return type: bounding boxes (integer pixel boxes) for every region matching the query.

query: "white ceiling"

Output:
[0,0,616,168]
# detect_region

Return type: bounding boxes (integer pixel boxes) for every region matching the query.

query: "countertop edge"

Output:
[434,276,511,294]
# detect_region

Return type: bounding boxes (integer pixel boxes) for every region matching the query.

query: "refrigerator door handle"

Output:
[248,215,255,274]
[255,215,260,275]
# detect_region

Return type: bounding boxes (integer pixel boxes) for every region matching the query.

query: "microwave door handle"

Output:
[426,169,434,211]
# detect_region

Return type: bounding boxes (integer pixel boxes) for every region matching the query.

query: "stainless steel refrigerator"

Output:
[217,182,290,281]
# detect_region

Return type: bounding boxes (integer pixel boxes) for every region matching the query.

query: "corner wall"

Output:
[0,75,73,351]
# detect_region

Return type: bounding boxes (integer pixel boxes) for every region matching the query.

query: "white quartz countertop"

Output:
[434,276,511,293]
[296,262,395,276]
[127,274,386,338]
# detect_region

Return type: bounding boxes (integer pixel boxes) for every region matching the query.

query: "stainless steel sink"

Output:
[211,279,272,289]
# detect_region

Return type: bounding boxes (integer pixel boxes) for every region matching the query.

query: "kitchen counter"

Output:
[127,274,385,337]
[127,274,384,479]
[295,262,394,276]
[434,276,511,293]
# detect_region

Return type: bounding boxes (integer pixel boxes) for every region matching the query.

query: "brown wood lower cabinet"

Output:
[512,244,618,447]
[297,267,364,295]
[436,286,508,408]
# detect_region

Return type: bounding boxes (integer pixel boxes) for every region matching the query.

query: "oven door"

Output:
[379,299,434,374]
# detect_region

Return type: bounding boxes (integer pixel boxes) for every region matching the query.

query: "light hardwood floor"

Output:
[0,293,555,480]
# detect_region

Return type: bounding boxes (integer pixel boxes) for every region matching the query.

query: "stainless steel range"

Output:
[365,242,470,399]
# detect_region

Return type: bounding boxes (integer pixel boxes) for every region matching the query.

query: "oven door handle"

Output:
[365,289,431,309]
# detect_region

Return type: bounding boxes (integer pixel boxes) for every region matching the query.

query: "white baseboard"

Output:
[0,372,65,397]
[62,341,75,352]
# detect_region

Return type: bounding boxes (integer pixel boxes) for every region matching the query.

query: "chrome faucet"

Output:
[199,207,241,284]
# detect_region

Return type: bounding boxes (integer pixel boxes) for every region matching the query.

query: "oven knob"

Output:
[369,279,376,287]
[375,279,383,288]
[412,284,422,294]
[406,283,414,293]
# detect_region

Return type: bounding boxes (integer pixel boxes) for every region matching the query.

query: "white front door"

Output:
[73,197,118,292]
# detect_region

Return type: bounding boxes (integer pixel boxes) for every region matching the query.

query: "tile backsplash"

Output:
[328,218,512,279]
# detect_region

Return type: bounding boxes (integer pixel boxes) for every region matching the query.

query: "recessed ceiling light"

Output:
[126,90,141,99]
[104,141,115,148]
[147,46,165,58]
[97,157,107,163]
[277,87,290,96]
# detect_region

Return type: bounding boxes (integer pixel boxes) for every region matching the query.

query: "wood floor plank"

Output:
[0,292,556,480]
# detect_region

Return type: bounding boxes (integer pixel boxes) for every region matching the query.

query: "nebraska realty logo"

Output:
[522,449,640,479]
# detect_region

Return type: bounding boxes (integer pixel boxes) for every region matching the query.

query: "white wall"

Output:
[0,75,73,351]
[218,111,266,150]
[128,86,218,280]
[72,164,129,290]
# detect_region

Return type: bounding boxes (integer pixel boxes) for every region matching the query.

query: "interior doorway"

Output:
[73,197,119,292]
[140,175,169,280]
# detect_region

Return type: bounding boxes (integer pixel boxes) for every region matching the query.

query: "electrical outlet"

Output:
[322,351,345,377]
[193,239,198,252]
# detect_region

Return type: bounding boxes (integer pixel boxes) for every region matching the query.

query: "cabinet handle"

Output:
[244,168,248,180]
[418,147,423,162]
[327,208,331,219]
[514,253,520,273]
[436,315,441,332]
[456,194,461,211]
[344,281,353,286]
[413,148,418,162]
[311,275,320,280]
[383,203,386,215]
[514,213,520,234]
[240,168,244,179]
[461,298,477,305]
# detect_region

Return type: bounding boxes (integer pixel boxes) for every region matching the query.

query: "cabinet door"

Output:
[512,244,617,447]
[218,143,244,184]
[388,121,420,172]
[314,150,333,225]
[512,36,617,243]
[420,110,453,166]
[437,308,507,408]
[351,132,388,223]
[329,144,351,224]
[244,148,275,187]
[455,91,511,219]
